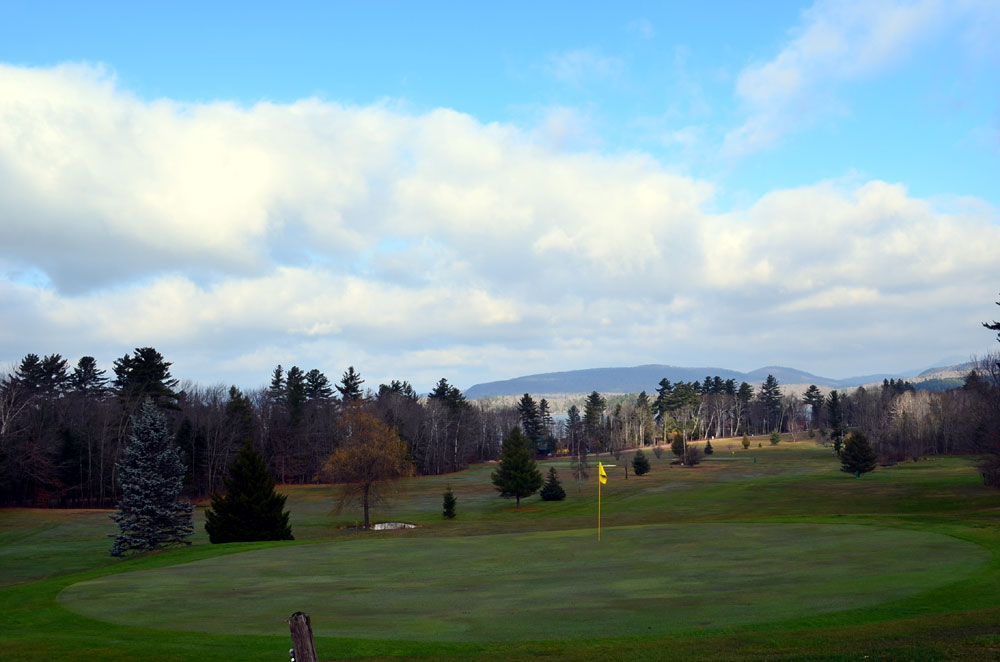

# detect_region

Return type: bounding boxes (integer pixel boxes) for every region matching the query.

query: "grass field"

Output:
[3,440,1000,661]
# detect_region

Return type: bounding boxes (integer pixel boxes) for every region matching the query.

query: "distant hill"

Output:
[463,363,922,399]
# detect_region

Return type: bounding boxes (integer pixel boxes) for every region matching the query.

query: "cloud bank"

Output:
[1,63,997,389]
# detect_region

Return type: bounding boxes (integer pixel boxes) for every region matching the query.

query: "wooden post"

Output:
[287,611,318,662]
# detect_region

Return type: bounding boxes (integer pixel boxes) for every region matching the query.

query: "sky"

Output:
[0,0,998,393]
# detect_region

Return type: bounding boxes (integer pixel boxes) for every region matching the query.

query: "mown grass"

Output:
[2,440,1000,661]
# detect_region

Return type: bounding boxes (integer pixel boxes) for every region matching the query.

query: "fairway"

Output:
[59,521,988,642]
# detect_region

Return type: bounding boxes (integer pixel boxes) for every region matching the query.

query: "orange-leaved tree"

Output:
[320,409,414,528]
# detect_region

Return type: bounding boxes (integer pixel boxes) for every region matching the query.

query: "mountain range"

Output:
[463,362,973,400]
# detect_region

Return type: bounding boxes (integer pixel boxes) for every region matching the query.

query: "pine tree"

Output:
[204,436,293,543]
[769,430,781,445]
[112,347,179,410]
[827,390,846,454]
[517,393,543,451]
[632,449,650,475]
[70,356,108,396]
[442,485,457,519]
[759,374,783,432]
[583,391,606,449]
[304,369,334,401]
[704,440,714,455]
[110,400,193,556]
[840,431,878,476]
[742,434,750,449]
[803,384,824,428]
[337,366,365,403]
[540,467,566,501]
[491,427,543,508]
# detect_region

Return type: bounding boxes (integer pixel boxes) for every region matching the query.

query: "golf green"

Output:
[58,522,988,642]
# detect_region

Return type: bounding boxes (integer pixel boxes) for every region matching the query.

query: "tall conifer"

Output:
[110,400,193,556]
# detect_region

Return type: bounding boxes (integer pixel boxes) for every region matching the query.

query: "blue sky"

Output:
[0,1,998,392]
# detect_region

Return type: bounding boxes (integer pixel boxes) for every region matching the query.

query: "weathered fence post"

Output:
[287,611,318,662]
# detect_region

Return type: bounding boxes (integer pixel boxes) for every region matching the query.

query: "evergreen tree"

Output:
[110,400,193,556]
[442,485,457,519]
[653,378,673,427]
[840,431,878,476]
[538,398,555,452]
[428,377,467,410]
[337,366,365,403]
[566,405,588,491]
[113,347,179,410]
[671,434,685,458]
[268,365,285,398]
[583,391,606,449]
[769,430,781,445]
[70,356,108,396]
[742,434,750,449]
[759,374,783,432]
[826,390,846,454]
[803,385,824,427]
[491,427,543,508]
[539,466,566,501]
[704,440,714,455]
[517,393,543,450]
[14,353,70,395]
[205,389,292,543]
[204,441,293,542]
[632,449,650,475]
[305,369,334,401]
[284,366,307,423]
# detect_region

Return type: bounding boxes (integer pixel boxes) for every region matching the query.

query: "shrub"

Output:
[742,434,750,449]
[442,486,457,519]
[769,430,781,445]
[652,445,663,459]
[540,467,566,501]
[632,450,650,475]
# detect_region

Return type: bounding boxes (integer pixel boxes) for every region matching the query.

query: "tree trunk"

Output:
[287,611,318,662]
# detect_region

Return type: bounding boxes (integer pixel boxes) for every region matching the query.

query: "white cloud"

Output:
[0,63,997,388]
[725,0,947,156]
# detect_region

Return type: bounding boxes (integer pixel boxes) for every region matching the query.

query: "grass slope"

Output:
[2,441,1000,661]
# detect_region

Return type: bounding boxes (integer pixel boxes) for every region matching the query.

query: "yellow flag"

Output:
[598,462,607,484]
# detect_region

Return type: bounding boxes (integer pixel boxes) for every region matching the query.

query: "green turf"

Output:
[58,522,988,641]
[2,441,1000,661]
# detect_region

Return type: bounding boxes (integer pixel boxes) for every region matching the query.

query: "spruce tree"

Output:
[704,440,714,455]
[840,432,878,476]
[491,427,543,508]
[540,467,566,501]
[110,400,193,556]
[204,441,293,543]
[632,449,650,475]
[442,486,457,519]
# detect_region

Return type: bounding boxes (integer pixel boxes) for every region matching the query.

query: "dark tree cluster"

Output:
[0,351,518,508]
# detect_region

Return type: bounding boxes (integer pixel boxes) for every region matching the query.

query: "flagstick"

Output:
[598,478,601,542]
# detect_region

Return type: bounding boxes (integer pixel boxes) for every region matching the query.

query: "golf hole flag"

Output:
[598,462,607,540]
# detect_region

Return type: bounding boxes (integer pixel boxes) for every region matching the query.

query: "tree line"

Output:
[0,348,518,507]
[5,306,1000,508]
